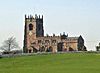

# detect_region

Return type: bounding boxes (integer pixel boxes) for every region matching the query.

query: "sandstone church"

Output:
[23,14,86,53]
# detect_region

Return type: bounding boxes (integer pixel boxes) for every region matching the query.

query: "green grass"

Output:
[0,53,100,73]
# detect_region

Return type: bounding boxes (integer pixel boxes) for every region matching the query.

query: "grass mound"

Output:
[0,53,100,73]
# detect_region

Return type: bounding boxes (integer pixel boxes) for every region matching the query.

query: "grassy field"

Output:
[0,53,100,73]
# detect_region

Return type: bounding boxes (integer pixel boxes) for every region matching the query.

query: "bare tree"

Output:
[0,37,19,51]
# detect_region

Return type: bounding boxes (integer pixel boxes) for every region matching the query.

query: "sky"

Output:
[0,0,100,51]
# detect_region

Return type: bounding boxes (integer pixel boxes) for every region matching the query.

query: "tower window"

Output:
[29,24,33,30]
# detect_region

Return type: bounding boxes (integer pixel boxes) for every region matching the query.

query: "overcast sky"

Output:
[0,0,100,50]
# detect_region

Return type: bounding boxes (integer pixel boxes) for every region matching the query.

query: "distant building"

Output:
[23,14,86,53]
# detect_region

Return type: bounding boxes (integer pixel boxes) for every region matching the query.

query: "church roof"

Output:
[67,37,79,40]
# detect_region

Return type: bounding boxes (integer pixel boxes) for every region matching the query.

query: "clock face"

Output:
[29,31,32,36]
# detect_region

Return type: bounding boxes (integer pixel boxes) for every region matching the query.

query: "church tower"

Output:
[35,14,44,37]
[23,14,44,53]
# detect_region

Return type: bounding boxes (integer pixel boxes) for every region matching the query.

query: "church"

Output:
[23,14,87,53]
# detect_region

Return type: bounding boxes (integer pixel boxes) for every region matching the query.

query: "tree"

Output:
[96,43,100,51]
[0,37,19,51]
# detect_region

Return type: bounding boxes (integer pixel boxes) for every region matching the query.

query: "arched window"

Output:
[29,24,33,30]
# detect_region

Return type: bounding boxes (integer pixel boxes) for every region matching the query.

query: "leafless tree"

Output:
[0,37,19,51]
